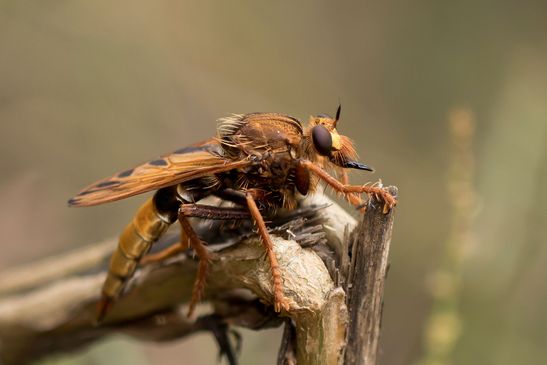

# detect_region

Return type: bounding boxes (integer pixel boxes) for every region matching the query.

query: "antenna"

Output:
[334,103,342,127]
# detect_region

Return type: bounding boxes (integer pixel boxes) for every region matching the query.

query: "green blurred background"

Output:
[1,1,546,364]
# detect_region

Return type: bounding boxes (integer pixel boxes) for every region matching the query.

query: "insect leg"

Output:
[139,232,189,265]
[172,204,251,317]
[178,212,211,317]
[299,160,397,211]
[336,168,365,209]
[245,193,290,313]
[141,204,250,265]
[179,204,250,220]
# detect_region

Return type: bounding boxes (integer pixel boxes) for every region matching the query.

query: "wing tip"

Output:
[68,194,93,207]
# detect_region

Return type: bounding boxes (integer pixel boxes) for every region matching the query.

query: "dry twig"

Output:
[0,190,397,365]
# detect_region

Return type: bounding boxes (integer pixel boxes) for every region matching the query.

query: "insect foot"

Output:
[272,277,291,313]
[346,184,397,214]
[370,186,397,214]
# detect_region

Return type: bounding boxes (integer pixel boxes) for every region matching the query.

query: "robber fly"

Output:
[69,106,397,321]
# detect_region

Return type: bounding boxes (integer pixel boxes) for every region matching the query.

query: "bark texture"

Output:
[344,186,398,365]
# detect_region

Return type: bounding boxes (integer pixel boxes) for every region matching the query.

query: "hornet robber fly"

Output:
[68,106,397,321]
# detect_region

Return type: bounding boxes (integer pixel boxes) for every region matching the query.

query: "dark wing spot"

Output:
[174,146,203,154]
[68,198,79,206]
[118,168,134,178]
[96,181,120,188]
[149,159,168,166]
[77,190,94,196]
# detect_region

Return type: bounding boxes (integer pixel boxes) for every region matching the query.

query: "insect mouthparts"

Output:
[344,161,374,172]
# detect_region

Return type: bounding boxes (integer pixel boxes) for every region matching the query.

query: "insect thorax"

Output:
[217,113,303,156]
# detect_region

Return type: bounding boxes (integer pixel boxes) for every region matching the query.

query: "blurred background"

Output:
[1,1,546,364]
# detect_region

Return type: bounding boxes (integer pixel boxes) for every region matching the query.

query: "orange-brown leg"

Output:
[141,204,249,265]
[140,228,189,265]
[245,193,290,312]
[176,204,250,316]
[300,160,397,212]
[337,169,365,209]
[178,214,212,317]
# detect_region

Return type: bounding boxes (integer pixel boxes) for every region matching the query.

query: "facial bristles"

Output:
[331,135,358,165]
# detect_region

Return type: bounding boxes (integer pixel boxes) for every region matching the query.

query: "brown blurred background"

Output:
[1,1,546,364]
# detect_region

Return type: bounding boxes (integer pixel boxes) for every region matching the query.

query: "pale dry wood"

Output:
[0,194,359,365]
[0,239,116,296]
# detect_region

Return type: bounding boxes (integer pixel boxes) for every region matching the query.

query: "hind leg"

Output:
[140,228,189,264]
[144,204,250,316]
[141,204,250,265]
[178,213,212,317]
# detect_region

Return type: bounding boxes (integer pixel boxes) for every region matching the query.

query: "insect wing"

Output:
[68,140,250,207]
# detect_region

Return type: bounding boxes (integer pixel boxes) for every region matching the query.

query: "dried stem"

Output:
[343,186,397,365]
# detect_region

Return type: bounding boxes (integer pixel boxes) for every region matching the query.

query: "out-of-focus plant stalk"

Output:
[417,109,477,365]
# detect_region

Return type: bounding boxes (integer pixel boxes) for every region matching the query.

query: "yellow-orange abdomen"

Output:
[101,197,172,299]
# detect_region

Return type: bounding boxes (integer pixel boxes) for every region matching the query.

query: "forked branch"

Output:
[0,190,397,365]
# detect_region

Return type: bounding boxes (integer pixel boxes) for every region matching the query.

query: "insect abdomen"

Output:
[101,197,172,300]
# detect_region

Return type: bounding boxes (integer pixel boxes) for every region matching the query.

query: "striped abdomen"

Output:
[101,196,173,302]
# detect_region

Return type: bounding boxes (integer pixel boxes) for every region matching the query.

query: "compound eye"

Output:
[311,125,332,156]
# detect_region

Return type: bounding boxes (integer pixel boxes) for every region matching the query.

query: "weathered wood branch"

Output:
[344,186,398,365]
[0,189,397,365]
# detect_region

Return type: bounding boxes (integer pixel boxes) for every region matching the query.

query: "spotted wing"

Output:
[68,139,250,207]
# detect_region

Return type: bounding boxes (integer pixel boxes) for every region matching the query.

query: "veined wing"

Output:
[68,139,251,207]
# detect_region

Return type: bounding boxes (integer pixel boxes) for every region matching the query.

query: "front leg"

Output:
[299,160,397,212]
[336,168,365,209]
